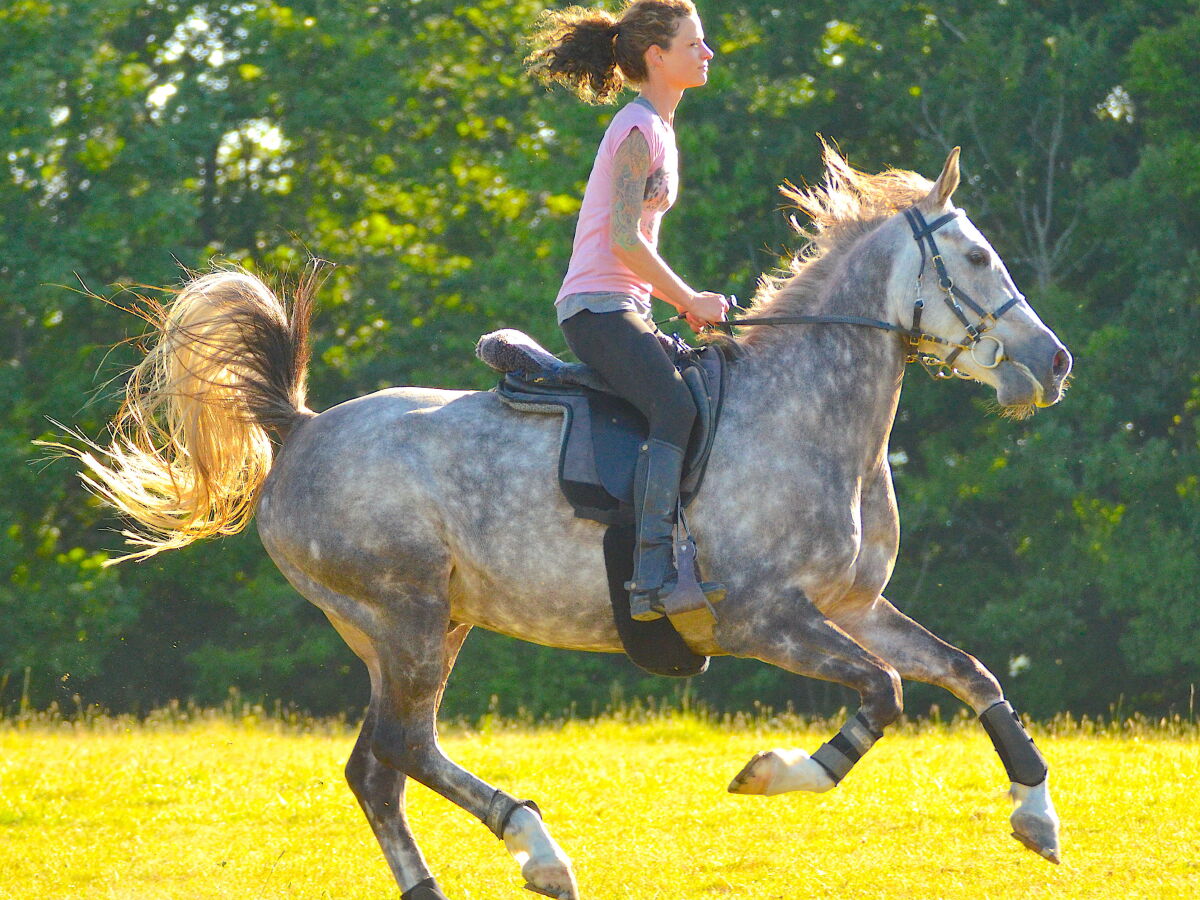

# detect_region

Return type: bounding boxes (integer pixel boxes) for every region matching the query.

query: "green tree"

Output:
[4,0,1199,720]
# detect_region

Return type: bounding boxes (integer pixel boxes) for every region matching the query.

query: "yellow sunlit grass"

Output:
[1,709,1197,898]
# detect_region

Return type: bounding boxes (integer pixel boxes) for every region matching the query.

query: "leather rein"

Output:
[704,206,1024,380]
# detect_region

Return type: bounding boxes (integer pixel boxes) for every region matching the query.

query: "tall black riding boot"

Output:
[626,439,724,622]
[626,439,683,621]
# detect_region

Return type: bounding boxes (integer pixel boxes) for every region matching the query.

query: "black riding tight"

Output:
[560,309,696,451]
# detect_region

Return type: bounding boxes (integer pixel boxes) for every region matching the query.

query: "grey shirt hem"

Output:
[556,291,653,325]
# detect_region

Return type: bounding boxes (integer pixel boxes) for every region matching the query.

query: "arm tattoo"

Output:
[610,129,651,252]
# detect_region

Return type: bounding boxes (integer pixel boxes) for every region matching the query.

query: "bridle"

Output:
[701,205,1025,380]
[902,206,1022,376]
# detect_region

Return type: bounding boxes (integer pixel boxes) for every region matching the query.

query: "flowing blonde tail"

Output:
[53,264,321,564]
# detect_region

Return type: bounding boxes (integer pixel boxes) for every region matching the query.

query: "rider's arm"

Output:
[609,129,725,325]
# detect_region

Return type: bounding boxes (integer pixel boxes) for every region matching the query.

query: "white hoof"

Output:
[728,748,836,796]
[503,807,579,900]
[1010,778,1061,864]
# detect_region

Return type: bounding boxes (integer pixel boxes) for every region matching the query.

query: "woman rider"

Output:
[526,1,728,621]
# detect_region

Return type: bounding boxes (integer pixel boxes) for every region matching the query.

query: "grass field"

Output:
[1,707,1197,899]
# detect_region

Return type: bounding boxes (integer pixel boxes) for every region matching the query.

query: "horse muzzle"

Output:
[996,338,1072,409]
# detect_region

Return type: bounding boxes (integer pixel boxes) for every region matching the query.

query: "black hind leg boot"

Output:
[626,439,724,621]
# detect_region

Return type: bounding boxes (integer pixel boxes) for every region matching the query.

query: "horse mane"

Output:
[734,141,933,348]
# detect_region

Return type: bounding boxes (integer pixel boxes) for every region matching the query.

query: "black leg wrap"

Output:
[979,700,1048,787]
[810,711,882,784]
[402,877,450,900]
[483,789,542,840]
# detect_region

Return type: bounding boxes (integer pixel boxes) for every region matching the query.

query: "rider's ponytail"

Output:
[525,1,696,105]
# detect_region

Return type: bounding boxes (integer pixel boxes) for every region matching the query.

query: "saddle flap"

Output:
[587,392,646,503]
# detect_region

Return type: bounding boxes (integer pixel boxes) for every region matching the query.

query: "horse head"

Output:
[891,149,1073,416]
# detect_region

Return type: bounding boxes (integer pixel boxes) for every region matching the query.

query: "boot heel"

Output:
[629,590,666,622]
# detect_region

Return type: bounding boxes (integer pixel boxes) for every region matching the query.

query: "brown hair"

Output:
[525,1,698,104]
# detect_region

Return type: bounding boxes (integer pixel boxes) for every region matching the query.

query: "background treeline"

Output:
[3,0,1198,721]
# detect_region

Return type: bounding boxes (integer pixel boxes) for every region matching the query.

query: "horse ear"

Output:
[925,147,961,208]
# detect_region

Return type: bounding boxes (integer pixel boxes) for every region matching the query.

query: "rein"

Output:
[693,206,1024,380]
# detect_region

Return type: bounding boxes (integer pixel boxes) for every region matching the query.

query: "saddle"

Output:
[476,328,730,679]
[476,328,728,526]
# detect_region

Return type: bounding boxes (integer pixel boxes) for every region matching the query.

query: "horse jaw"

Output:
[990,362,1041,415]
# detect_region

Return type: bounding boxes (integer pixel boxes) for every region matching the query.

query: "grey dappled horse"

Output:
[64,148,1071,899]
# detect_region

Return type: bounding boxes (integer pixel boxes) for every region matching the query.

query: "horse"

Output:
[59,146,1072,899]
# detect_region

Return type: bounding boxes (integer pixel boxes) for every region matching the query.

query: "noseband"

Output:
[705,205,1024,380]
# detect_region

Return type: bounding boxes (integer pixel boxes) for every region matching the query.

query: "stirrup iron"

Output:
[631,505,725,622]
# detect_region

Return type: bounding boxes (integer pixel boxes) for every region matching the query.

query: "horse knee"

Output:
[952,654,1003,708]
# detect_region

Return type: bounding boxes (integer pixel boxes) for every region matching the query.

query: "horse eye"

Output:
[967,248,990,266]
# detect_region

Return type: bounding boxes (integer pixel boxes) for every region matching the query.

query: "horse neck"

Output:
[721,233,907,471]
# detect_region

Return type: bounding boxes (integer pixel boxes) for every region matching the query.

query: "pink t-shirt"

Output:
[555,98,679,318]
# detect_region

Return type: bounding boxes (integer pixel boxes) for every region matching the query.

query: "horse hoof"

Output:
[524,885,577,900]
[728,749,834,795]
[522,865,579,900]
[728,750,775,794]
[1011,830,1061,864]
[521,857,579,900]
[401,878,452,900]
[1009,778,1061,864]
[504,805,578,898]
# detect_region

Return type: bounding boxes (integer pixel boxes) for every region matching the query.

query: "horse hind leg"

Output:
[332,613,459,897]
[361,604,578,900]
[346,703,441,898]
[297,558,577,899]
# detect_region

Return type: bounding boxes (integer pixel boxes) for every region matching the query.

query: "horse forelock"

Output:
[735,145,932,348]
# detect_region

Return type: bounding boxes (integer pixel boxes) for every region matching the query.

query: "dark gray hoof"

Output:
[1011,830,1061,865]
[402,877,451,900]
[524,882,577,899]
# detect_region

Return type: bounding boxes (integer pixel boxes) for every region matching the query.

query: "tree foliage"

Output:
[3,0,1198,720]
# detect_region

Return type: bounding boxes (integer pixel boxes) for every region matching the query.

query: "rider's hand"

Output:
[683,292,729,332]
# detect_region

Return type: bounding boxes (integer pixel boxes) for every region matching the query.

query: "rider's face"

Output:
[650,15,714,91]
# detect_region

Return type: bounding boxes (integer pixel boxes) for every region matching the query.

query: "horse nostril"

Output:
[1051,349,1071,379]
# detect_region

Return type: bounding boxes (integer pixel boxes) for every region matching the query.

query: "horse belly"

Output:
[258,389,627,653]
[444,498,623,652]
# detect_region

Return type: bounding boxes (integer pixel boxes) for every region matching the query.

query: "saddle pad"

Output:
[493,343,727,526]
[494,385,631,523]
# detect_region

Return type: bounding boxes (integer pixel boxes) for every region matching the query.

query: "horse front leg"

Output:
[721,590,903,797]
[833,595,1060,864]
